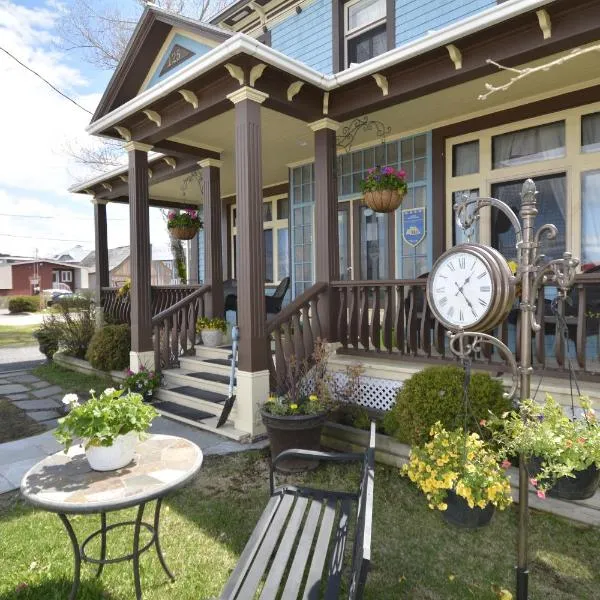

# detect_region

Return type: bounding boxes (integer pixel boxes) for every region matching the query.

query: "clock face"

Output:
[429,250,494,329]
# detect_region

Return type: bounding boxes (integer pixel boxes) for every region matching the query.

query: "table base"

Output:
[58,498,175,600]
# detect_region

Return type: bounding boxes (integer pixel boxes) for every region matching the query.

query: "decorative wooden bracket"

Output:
[118,175,128,183]
[372,73,388,96]
[114,126,132,142]
[445,44,462,70]
[163,157,177,169]
[287,81,305,102]
[101,182,113,192]
[249,63,267,87]
[148,169,153,179]
[323,92,329,116]
[84,189,95,196]
[142,110,162,127]
[178,89,199,109]
[249,1,267,25]
[225,63,245,85]
[536,9,551,39]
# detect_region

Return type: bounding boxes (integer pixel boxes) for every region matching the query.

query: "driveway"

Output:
[0,309,45,326]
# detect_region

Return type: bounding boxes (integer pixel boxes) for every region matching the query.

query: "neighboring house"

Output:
[53,245,92,263]
[0,260,87,296]
[70,1,600,437]
[81,246,176,289]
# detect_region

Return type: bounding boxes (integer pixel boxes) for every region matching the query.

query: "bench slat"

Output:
[259,496,309,600]
[324,497,352,600]
[219,495,283,600]
[302,497,338,600]
[280,498,324,600]
[237,493,296,598]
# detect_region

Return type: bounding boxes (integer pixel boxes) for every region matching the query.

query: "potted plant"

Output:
[167,208,203,240]
[359,166,408,213]
[196,316,227,347]
[262,340,335,473]
[488,395,600,500]
[403,422,513,528]
[122,366,162,402]
[55,388,158,471]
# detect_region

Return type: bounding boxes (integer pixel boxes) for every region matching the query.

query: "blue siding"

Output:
[271,0,332,74]
[395,0,495,46]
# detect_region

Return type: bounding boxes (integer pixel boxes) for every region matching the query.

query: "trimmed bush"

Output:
[8,295,39,313]
[86,325,131,371]
[34,323,59,359]
[383,365,511,445]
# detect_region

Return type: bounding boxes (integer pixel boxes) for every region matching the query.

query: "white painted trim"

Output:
[198,158,223,168]
[309,117,340,131]
[227,86,269,104]
[87,0,553,136]
[124,141,154,153]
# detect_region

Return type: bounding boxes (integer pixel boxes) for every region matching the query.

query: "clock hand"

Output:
[454,262,478,295]
[454,282,479,318]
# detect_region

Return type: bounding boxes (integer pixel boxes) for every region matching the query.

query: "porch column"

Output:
[311,118,340,342]
[199,158,224,318]
[227,86,269,438]
[126,141,154,371]
[188,238,199,285]
[92,198,109,325]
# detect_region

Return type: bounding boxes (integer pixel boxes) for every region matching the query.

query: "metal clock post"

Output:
[429,179,579,600]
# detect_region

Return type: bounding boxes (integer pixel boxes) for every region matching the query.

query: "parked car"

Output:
[43,289,73,307]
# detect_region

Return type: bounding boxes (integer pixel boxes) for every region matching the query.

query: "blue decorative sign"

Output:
[402,207,426,247]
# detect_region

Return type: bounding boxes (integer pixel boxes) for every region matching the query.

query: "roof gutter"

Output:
[87,0,554,136]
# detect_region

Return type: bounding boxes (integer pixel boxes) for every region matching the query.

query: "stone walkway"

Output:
[0,369,268,496]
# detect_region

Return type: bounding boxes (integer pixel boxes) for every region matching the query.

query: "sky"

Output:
[0,0,173,259]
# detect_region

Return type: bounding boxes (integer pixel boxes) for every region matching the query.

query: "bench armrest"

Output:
[269,449,364,495]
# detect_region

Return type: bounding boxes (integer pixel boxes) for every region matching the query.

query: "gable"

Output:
[140,32,215,92]
[91,6,231,123]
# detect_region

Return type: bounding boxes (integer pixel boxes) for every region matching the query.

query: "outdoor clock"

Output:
[426,243,516,332]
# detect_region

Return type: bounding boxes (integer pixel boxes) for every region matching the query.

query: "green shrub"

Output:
[8,295,39,313]
[383,365,511,445]
[34,323,59,359]
[45,298,95,359]
[86,325,131,371]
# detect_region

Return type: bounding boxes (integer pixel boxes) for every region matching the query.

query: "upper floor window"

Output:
[582,112,600,153]
[345,0,387,66]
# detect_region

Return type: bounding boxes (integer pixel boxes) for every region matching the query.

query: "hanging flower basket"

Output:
[167,209,203,240]
[363,189,406,213]
[170,225,200,240]
[360,166,408,214]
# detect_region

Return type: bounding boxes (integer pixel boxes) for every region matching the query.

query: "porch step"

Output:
[187,371,234,386]
[169,386,227,404]
[179,355,233,377]
[153,400,248,442]
[155,386,229,418]
[162,369,232,395]
[194,345,233,361]
[203,357,232,367]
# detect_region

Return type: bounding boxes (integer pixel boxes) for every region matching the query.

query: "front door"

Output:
[52,270,60,286]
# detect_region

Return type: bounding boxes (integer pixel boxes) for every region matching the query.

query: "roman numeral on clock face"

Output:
[447,262,456,272]
[478,298,487,306]
[480,285,491,292]
[458,257,466,269]
[477,272,487,279]
[439,296,448,306]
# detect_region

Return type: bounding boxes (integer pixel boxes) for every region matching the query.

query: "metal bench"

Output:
[219,422,376,600]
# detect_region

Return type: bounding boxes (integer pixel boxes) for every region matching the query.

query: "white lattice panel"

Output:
[331,372,402,412]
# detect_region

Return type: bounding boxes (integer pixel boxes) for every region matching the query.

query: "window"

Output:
[582,112,600,153]
[61,271,72,283]
[491,174,566,261]
[264,229,273,282]
[291,165,315,296]
[277,228,289,279]
[452,141,479,176]
[492,121,565,169]
[338,206,351,280]
[345,0,387,66]
[52,271,60,285]
[360,207,388,279]
[582,170,600,268]
[452,189,480,245]
[277,198,289,220]
[263,202,272,222]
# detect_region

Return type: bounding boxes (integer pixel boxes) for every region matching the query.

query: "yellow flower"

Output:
[290,403,298,410]
[309,394,318,402]
[267,395,276,403]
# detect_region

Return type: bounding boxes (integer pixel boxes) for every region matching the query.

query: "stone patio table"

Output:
[20,434,203,600]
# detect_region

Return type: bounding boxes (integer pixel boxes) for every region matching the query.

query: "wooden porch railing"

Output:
[152,284,211,369]
[332,274,600,377]
[101,285,203,325]
[266,282,328,392]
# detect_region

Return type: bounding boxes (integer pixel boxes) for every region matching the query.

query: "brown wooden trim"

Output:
[152,141,220,159]
[234,97,268,372]
[202,164,225,317]
[431,128,446,261]
[110,197,201,210]
[93,202,109,302]
[221,181,290,204]
[351,199,360,281]
[332,0,343,74]
[387,208,395,278]
[128,148,153,353]
[226,202,233,280]
[385,0,395,53]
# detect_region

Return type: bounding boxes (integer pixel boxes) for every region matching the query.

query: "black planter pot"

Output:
[528,457,600,500]
[261,410,327,474]
[442,490,495,529]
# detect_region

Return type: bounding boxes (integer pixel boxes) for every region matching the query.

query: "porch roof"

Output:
[87,0,554,135]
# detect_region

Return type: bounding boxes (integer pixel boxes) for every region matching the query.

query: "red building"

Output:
[0,260,82,296]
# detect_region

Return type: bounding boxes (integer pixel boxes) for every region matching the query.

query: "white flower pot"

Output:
[85,431,138,471]
[201,329,224,347]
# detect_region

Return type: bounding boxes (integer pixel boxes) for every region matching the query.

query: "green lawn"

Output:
[32,363,115,398]
[1,452,599,599]
[0,325,38,347]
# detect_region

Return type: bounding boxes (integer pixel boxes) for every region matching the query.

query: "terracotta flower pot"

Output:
[170,225,199,240]
[363,189,405,213]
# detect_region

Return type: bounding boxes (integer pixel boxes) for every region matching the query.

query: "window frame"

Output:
[446,102,600,268]
[61,270,72,283]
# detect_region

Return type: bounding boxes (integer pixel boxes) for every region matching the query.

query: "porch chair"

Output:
[265,277,290,315]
